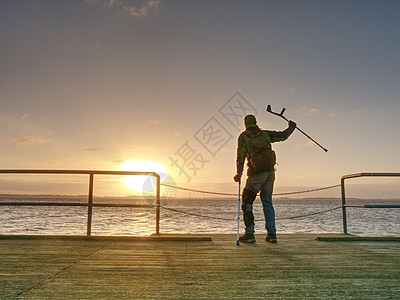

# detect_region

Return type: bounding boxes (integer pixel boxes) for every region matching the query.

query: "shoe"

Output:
[239,233,256,243]
[265,232,277,243]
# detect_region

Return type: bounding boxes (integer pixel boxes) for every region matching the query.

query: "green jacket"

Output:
[236,123,296,176]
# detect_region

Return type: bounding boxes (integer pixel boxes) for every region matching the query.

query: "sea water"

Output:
[0,196,399,237]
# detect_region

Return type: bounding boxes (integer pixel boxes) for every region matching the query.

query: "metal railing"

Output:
[341,172,400,234]
[0,170,161,236]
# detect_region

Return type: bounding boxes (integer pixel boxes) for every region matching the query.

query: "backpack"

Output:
[246,131,276,171]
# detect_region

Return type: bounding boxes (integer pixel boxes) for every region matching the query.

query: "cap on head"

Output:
[244,114,257,128]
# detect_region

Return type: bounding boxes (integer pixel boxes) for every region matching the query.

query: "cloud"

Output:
[21,113,31,120]
[125,0,160,18]
[12,136,50,145]
[297,107,321,116]
[84,0,161,18]
[326,110,338,118]
[19,113,53,130]
[147,119,161,125]
[83,146,103,151]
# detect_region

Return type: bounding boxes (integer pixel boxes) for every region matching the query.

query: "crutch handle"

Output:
[266,105,328,152]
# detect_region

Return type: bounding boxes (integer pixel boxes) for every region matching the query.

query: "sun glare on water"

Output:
[119,160,168,193]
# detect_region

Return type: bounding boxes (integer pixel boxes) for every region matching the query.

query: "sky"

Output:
[1,0,400,198]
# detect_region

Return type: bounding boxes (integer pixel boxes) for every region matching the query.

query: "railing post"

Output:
[87,173,94,236]
[341,177,348,235]
[0,169,163,237]
[155,173,161,235]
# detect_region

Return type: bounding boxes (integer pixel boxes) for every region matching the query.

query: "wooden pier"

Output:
[0,234,399,299]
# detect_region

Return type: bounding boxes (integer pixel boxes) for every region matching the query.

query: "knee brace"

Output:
[242,188,257,227]
[241,188,257,210]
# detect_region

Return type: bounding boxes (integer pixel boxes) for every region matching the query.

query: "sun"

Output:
[119,160,168,193]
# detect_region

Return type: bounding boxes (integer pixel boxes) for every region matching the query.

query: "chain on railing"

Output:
[160,183,341,221]
[161,205,342,221]
[276,206,341,221]
[161,183,341,196]
[161,206,236,221]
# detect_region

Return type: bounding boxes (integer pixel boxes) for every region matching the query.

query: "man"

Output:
[234,114,296,243]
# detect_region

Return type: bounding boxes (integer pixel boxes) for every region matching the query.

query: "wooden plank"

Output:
[0,234,399,298]
[317,235,400,242]
[0,234,212,242]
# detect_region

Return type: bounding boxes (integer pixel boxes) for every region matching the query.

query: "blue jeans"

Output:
[243,170,276,234]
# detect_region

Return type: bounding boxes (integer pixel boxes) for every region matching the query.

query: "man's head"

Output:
[244,114,257,128]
